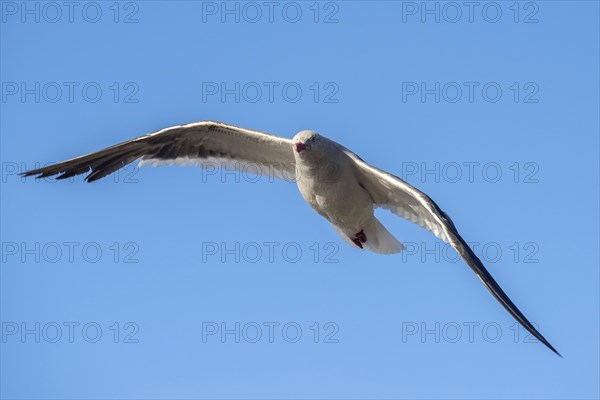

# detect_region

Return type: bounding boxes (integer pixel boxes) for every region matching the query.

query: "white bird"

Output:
[22,120,560,356]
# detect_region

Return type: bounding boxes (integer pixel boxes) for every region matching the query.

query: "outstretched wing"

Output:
[344,148,561,356]
[21,121,295,182]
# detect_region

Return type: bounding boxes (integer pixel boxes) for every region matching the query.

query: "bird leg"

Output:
[351,229,367,248]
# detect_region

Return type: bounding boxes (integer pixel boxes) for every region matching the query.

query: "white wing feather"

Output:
[22,121,295,182]
[342,146,560,355]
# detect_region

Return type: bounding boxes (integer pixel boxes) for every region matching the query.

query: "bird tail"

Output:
[362,216,405,254]
[333,217,404,254]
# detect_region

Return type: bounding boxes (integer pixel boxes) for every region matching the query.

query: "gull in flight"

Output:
[22,121,560,356]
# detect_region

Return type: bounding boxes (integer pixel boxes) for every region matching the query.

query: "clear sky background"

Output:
[1,1,599,399]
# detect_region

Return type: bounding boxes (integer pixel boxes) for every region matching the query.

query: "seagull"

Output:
[21,120,560,356]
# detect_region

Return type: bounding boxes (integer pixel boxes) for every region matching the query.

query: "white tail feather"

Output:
[362,217,405,254]
[332,217,405,254]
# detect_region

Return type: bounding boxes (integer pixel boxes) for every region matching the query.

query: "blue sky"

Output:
[1,1,599,399]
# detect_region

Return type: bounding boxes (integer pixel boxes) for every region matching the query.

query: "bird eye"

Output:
[311,136,317,142]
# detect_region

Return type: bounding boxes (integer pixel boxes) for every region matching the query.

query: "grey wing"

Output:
[21,121,296,182]
[343,148,561,356]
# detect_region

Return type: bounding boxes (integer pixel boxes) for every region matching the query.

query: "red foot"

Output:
[351,238,363,249]
[351,229,367,248]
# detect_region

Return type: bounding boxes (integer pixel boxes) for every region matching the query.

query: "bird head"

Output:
[292,130,322,155]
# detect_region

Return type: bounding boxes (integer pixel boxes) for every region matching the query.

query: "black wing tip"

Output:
[19,165,64,179]
[20,171,52,179]
[518,317,561,358]
[84,174,102,183]
[21,168,108,183]
[549,346,563,358]
[19,170,39,178]
[453,235,563,359]
[20,165,99,182]
[554,349,563,358]
[540,338,562,358]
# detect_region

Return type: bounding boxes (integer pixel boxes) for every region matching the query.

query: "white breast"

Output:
[295,153,373,232]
